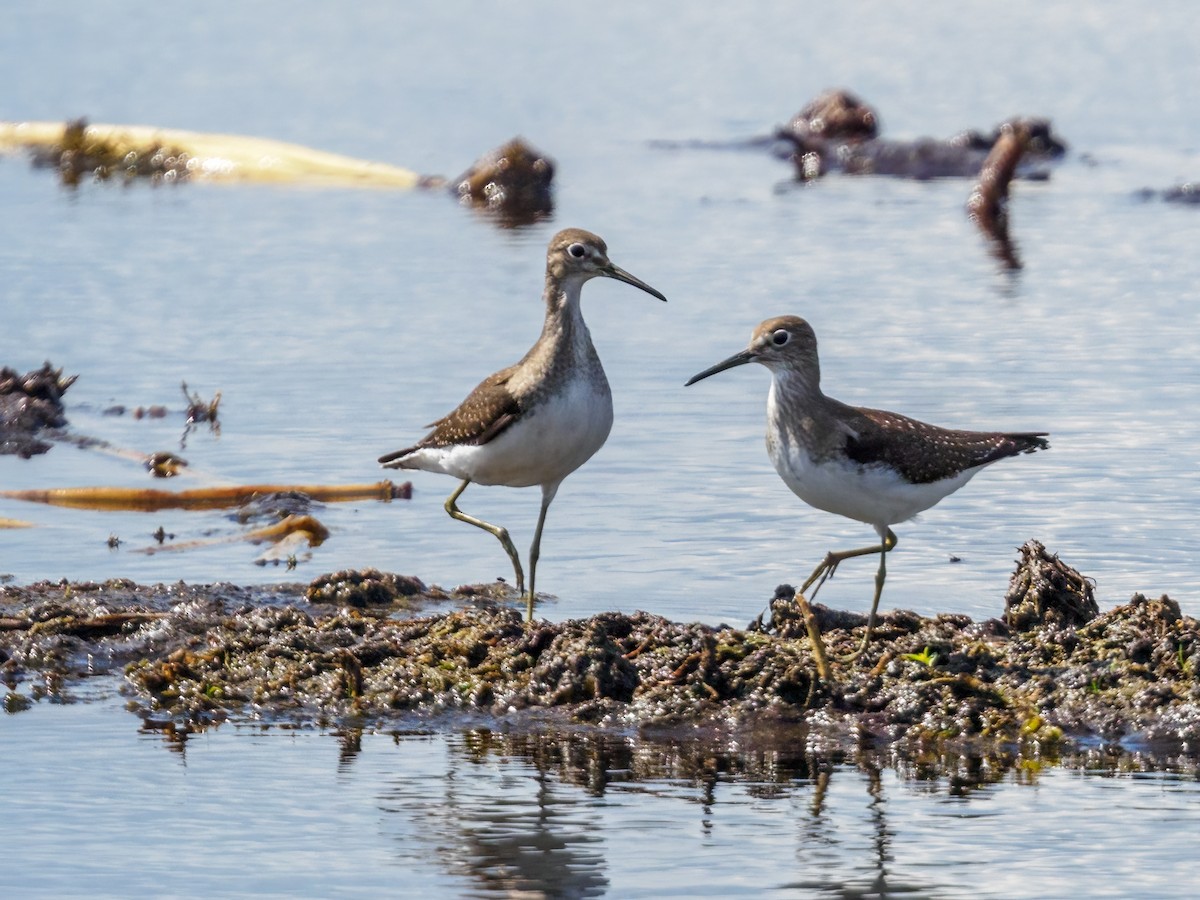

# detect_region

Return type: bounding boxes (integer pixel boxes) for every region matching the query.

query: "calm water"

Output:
[4,2,1200,896]
[4,692,1200,900]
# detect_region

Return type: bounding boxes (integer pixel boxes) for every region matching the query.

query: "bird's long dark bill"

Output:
[685,349,756,386]
[604,264,667,302]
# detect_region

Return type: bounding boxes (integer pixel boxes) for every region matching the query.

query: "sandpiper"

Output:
[379,228,666,620]
[686,315,1048,660]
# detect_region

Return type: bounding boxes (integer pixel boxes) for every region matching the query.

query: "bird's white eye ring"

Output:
[568,243,587,259]
[771,329,790,346]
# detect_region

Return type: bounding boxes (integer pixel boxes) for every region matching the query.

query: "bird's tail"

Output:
[378,446,418,468]
[1009,432,1050,454]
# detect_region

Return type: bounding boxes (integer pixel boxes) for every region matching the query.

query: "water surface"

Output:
[4,693,1200,899]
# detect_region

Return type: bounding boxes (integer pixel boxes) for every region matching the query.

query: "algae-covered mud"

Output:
[4,543,1197,769]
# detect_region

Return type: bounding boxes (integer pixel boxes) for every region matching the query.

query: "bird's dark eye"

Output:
[568,243,587,259]
[772,330,790,346]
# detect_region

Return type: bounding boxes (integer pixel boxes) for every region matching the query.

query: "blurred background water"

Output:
[4,2,1200,896]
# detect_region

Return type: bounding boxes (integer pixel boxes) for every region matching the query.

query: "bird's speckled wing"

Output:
[379,366,522,465]
[843,406,1049,484]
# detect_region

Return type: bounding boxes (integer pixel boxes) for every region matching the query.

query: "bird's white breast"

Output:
[766,387,981,528]
[415,374,613,488]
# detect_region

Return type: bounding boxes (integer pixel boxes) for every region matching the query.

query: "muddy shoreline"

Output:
[4,542,1198,771]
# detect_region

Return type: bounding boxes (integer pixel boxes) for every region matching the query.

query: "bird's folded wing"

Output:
[419,368,522,447]
[845,407,1041,484]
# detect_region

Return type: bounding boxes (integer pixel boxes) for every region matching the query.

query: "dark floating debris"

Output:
[2,117,421,188]
[0,362,76,458]
[180,381,220,448]
[145,451,188,478]
[10,373,230,468]
[776,88,1066,181]
[966,120,1034,270]
[3,543,1199,768]
[778,87,881,144]
[648,88,1066,185]
[182,381,220,426]
[28,117,194,187]
[2,119,554,224]
[444,136,556,227]
[99,380,221,451]
[1135,182,1200,204]
[1162,182,1200,204]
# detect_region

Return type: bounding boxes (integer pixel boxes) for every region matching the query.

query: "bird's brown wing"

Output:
[843,407,1048,484]
[378,367,522,465]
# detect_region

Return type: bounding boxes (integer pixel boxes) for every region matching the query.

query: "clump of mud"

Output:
[1003,538,1098,628]
[3,542,1199,762]
[0,362,76,457]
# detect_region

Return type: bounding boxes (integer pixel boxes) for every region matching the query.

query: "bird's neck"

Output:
[537,275,594,359]
[769,363,823,408]
[512,275,601,393]
[766,363,829,458]
[543,270,585,314]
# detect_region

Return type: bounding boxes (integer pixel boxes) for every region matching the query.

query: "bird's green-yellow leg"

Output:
[800,529,897,603]
[444,479,525,595]
[790,589,832,683]
[796,529,897,664]
[836,529,897,663]
[525,483,560,622]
